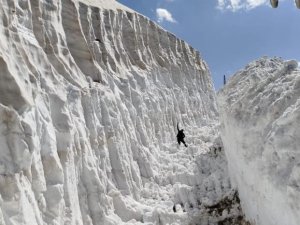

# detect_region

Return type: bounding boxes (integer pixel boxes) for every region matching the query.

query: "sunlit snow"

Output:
[0,0,298,225]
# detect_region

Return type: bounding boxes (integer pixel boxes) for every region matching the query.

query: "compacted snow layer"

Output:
[218,57,300,225]
[0,0,245,224]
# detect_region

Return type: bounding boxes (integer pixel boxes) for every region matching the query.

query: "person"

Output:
[177,123,188,147]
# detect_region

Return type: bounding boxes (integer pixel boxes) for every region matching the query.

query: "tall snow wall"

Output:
[218,57,300,225]
[0,0,219,224]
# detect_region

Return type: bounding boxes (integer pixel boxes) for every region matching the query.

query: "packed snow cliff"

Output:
[0,0,249,225]
[218,57,300,225]
[2,0,299,224]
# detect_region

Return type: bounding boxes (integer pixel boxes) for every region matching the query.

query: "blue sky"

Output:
[117,0,300,89]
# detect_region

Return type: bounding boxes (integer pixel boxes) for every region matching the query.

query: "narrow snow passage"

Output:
[110,125,247,225]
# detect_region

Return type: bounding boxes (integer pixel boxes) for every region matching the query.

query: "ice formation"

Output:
[218,57,300,225]
[0,0,248,224]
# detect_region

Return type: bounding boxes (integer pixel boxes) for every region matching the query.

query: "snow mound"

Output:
[218,57,300,225]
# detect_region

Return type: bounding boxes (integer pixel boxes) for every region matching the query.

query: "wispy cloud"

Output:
[217,0,268,11]
[156,8,177,23]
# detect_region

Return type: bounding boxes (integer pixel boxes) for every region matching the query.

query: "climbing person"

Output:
[177,123,188,147]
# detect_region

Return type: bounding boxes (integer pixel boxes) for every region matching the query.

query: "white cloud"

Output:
[217,0,268,11]
[156,8,177,23]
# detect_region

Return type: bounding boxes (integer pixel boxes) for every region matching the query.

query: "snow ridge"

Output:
[0,0,243,225]
[218,57,300,225]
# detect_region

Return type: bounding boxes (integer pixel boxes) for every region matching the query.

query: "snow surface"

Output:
[78,0,133,12]
[218,57,300,225]
[0,0,247,224]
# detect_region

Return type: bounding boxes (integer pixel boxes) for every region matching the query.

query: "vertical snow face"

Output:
[218,57,300,225]
[0,0,234,225]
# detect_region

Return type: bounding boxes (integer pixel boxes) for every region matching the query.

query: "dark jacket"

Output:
[177,123,185,140]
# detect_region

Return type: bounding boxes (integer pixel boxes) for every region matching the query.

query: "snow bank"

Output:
[0,0,243,224]
[218,57,300,225]
[78,0,134,12]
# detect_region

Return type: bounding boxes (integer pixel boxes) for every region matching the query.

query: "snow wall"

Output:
[218,57,300,225]
[0,0,235,224]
